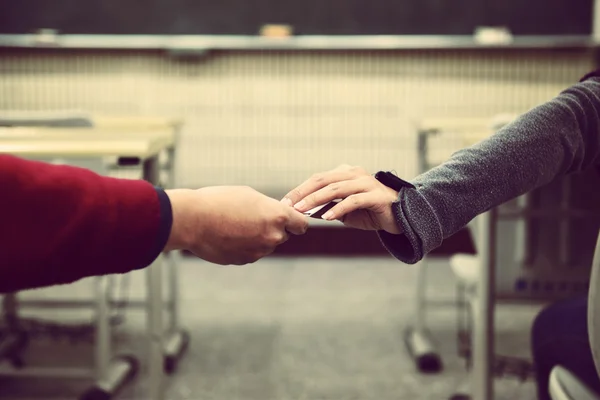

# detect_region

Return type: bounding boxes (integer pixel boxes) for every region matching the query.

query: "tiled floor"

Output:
[0,256,540,400]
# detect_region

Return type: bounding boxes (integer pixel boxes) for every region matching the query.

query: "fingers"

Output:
[281,165,369,206]
[283,206,310,235]
[321,192,379,221]
[292,176,375,213]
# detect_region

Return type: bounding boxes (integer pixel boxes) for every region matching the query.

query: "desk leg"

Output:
[161,142,190,375]
[165,145,177,189]
[165,144,178,332]
[95,277,111,378]
[406,131,443,374]
[146,256,165,400]
[163,251,190,375]
[472,210,497,400]
[405,259,443,373]
[143,156,165,400]
[81,276,139,400]
[166,252,179,332]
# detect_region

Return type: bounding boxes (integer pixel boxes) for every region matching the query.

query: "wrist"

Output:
[164,189,197,252]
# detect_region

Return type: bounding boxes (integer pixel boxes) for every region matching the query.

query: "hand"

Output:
[164,186,309,265]
[282,165,402,234]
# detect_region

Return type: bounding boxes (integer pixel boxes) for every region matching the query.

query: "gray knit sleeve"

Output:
[379,76,600,264]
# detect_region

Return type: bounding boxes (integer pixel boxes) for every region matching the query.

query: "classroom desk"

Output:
[0,128,173,157]
[0,111,183,132]
[92,116,183,192]
[0,127,172,400]
[91,117,189,374]
[0,117,190,375]
[0,112,183,187]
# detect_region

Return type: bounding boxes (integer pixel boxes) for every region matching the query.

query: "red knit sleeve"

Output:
[0,154,166,292]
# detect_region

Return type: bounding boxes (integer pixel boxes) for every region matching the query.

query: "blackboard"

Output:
[0,0,593,36]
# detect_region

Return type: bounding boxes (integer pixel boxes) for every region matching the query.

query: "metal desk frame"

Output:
[405,117,506,377]
[2,116,191,373]
[411,117,600,400]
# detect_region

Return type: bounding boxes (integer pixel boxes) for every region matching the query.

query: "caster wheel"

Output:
[79,387,111,400]
[164,330,190,374]
[79,355,139,400]
[403,328,443,374]
[118,354,140,382]
[416,352,443,374]
[164,355,177,375]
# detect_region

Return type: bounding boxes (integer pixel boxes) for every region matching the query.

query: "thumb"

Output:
[284,206,309,235]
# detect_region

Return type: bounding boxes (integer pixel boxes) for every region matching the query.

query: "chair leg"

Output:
[404,259,443,373]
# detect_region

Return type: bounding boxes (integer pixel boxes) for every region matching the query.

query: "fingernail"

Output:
[322,211,334,220]
[294,200,306,210]
[281,198,292,206]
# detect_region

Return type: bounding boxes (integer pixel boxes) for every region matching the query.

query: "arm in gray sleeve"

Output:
[379,75,600,264]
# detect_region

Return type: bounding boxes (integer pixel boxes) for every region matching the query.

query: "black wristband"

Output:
[374,171,415,191]
[154,187,173,253]
[580,69,600,82]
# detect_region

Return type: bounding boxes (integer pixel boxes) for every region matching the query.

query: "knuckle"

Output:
[329,184,340,192]
[271,231,287,244]
[361,175,377,186]
[274,212,289,226]
[349,194,361,205]
[350,165,367,175]
[311,173,324,183]
[292,188,304,199]
[262,228,283,246]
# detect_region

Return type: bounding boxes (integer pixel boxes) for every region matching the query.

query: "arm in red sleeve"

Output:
[0,155,173,293]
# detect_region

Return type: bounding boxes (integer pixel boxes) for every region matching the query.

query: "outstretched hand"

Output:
[165,186,309,265]
[281,165,403,234]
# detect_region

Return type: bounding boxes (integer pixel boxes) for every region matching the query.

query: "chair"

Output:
[548,225,600,400]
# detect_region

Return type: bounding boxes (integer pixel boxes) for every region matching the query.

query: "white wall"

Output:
[0,49,593,194]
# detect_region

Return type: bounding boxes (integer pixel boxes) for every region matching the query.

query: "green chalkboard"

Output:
[0,0,593,36]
